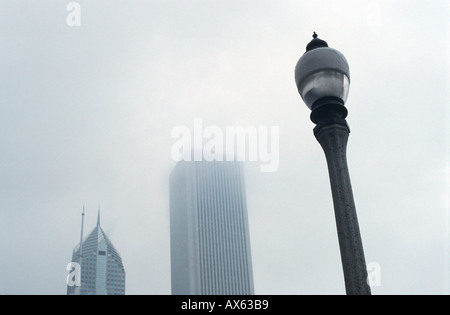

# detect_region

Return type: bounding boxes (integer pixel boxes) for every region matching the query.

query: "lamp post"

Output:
[295,33,371,295]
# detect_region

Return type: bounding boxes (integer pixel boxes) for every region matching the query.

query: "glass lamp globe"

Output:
[295,33,350,111]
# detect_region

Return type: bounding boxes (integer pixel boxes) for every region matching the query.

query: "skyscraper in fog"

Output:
[67,210,125,295]
[170,161,254,295]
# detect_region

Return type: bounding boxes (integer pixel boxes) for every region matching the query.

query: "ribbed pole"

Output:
[314,123,371,295]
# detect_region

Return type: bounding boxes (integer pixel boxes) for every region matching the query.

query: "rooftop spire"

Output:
[97,205,101,226]
[79,205,85,275]
[80,205,85,246]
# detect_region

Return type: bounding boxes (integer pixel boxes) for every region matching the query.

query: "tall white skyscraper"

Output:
[170,161,254,295]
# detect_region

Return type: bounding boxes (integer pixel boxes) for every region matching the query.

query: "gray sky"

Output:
[0,0,449,295]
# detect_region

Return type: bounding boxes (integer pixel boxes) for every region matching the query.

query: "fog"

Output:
[0,0,448,294]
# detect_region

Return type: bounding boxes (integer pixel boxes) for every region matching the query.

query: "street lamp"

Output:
[295,32,371,295]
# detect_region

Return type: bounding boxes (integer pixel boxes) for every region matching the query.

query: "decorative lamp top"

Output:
[306,32,329,51]
[295,32,350,111]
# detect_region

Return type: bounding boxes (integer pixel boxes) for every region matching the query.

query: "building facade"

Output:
[67,211,125,295]
[170,161,254,295]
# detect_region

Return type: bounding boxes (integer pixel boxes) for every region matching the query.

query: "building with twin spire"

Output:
[67,208,125,295]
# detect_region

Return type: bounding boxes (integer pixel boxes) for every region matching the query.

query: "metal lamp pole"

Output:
[295,33,371,295]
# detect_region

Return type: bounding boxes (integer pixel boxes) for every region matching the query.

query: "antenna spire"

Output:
[97,204,101,226]
[78,205,85,294]
[80,205,85,249]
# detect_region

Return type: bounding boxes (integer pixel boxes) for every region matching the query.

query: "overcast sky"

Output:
[0,0,449,295]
